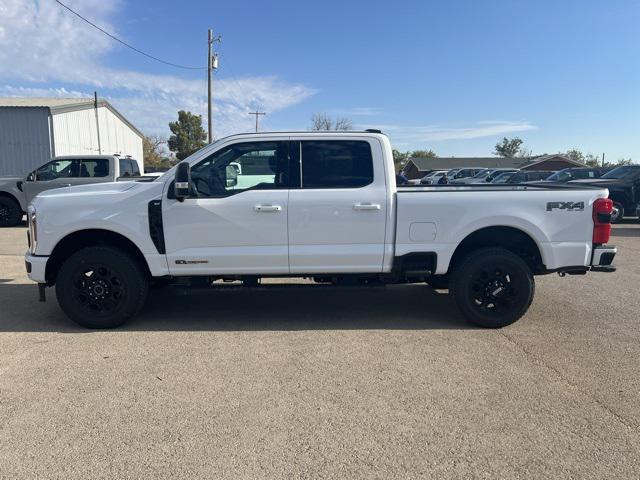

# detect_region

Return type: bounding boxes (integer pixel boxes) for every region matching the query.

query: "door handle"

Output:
[353,203,381,211]
[254,204,282,212]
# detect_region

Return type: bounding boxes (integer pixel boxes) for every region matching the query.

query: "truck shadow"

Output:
[0,283,475,332]
[611,226,640,238]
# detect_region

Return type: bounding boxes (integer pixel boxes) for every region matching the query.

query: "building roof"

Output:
[0,97,143,139]
[405,154,584,172]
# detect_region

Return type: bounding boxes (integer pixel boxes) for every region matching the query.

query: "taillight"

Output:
[592,198,612,244]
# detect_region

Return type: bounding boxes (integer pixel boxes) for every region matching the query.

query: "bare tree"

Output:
[334,117,353,131]
[310,112,352,131]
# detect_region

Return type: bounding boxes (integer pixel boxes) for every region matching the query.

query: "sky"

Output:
[0,0,639,160]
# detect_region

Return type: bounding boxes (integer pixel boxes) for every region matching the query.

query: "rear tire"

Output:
[0,196,22,227]
[55,246,148,329]
[450,247,534,328]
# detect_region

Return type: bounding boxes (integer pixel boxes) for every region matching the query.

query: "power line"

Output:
[54,0,207,70]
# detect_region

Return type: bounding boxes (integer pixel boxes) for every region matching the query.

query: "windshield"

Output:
[492,172,514,183]
[601,165,640,179]
[471,169,489,179]
[546,169,572,182]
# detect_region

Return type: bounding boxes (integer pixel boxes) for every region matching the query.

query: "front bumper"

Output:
[591,245,616,272]
[25,253,48,283]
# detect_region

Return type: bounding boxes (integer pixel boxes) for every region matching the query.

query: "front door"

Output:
[163,140,291,275]
[22,157,111,203]
[287,139,388,273]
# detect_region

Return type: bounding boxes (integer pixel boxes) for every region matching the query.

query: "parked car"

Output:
[492,170,555,184]
[420,170,449,185]
[458,168,520,184]
[570,164,640,222]
[0,155,145,227]
[449,168,484,181]
[25,131,616,330]
[544,167,609,183]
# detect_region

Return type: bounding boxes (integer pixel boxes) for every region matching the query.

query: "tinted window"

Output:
[301,141,373,189]
[80,158,109,177]
[35,159,80,180]
[119,158,133,177]
[129,159,141,176]
[601,166,640,179]
[189,141,289,197]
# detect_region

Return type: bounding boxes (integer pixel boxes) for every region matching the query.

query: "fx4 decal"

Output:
[546,201,585,212]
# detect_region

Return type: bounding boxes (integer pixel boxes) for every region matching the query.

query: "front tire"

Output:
[0,196,22,227]
[450,247,534,328]
[55,246,148,328]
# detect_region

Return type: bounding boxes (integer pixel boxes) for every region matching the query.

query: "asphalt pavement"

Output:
[0,221,639,479]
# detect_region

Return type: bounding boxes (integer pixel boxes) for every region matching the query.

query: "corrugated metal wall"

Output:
[52,106,143,164]
[0,107,52,176]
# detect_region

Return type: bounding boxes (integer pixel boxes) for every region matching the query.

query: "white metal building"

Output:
[0,98,144,176]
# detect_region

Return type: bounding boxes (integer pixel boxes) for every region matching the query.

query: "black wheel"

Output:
[0,196,22,227]
[450,248,534,328]
[426,275,449,290]
[55,246,148,328]
[610,201,624,224]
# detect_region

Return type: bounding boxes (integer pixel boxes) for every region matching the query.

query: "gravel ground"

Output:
[0,221,639,479]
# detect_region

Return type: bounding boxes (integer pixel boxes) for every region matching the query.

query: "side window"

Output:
[35,159,80,180]
[129,159,141,176]
[80,158,110,178]
[189,141,289,198]
[119,158,133,177]
[301,140,374,189]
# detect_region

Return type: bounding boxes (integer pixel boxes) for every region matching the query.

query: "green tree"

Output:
[565,149,585,164]
[143,135,172,171]
[566,149,634,167]
[168,111,207,160]
[493,137,524,157]
[410,149,437,158]
[392,149,410,172]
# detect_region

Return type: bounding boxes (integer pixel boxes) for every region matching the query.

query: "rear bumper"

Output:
[591,245,616,272]
[25,253,48,283]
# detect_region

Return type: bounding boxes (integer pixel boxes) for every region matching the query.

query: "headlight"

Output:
[28,205,37,254]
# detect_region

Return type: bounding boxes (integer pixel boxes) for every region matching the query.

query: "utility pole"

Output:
[602,152,605,168]
[248,111,266,132]
[207,29,221,143]
[93,91,102,154]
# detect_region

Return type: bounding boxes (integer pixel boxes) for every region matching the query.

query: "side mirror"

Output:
[26,171,35,182]
[174,161,191,201]
[225,164,238,188]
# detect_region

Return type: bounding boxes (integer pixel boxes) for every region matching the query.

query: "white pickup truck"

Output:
[25,131,617,329]
[0,154,145,227]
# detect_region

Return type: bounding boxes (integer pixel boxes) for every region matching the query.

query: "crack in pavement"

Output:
[498,330,639,433]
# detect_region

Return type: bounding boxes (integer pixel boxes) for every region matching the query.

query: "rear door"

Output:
[288,138,388,273]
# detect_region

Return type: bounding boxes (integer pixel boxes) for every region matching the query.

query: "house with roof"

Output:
[0,97,143,176]
[401,154,584,179]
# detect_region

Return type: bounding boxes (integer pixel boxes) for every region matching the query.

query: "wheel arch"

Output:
[45,229,151,285]
[448,225,544,275]
[0,191,23,210]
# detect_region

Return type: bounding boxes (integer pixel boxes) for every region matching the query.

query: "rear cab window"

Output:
[298,140,374,189]
[119,158,133,177]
